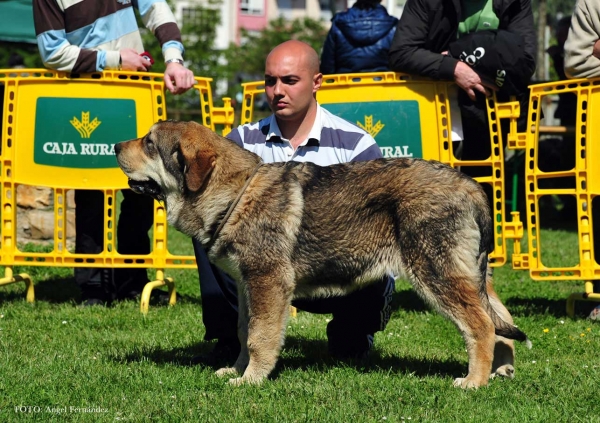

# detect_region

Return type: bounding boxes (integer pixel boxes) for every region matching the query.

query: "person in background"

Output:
[320,0,398,74]
[548,15,577,126]
[33,0,195,306]
[548,16,573,82]
[388,0,535,210]
[192,40,395,364]
[563,0,600,321]
[564,0,600,79]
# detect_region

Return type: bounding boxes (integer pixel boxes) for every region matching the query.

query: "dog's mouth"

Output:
[128,178,163,201]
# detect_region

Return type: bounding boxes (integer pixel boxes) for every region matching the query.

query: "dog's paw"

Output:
[453,377,486,389]
[215,367,239,378]
[227,376,264,386]
[491,364,515,379]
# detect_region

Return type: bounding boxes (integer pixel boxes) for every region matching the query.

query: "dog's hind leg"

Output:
[446,280,496,389]
[412,272,496,389]
[486,279,516,379]
[226,273,293,386]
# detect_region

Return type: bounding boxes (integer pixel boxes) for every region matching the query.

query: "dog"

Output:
[115,120,530,388]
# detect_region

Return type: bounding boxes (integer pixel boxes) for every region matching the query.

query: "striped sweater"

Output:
[33,0,184,73]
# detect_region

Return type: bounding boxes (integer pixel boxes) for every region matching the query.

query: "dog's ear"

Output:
[180,138,216,193]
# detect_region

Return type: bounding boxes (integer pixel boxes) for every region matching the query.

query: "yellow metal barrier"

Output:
[0,69,234,312]
[506,78,600,316]
[241,72,517,266]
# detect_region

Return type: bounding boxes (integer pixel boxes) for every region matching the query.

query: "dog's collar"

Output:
[206,162,263,250]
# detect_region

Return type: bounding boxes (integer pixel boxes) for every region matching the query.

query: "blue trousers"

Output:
[193,239,395,354]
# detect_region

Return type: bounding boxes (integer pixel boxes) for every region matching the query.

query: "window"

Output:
[181,6,219,32]
[240,0,264,15]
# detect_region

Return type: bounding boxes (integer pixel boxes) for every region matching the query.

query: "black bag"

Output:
[449,30,531,96]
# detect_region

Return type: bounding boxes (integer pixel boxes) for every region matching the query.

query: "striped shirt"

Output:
[33,0,184,73]
[226,104,382,165]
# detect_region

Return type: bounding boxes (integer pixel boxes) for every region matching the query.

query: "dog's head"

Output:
[115,120,217,202]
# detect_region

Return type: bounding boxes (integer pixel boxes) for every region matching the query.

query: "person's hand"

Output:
[119,48,152,71]
[453,61,497,101]
[164,62,195,95]
[593,39,600,60]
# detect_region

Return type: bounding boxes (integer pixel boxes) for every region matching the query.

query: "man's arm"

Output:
[388,0,458,81]
[33,0,93,72]
[564,0,600,79]
[503,0,537,81]
[225,126,245,148]
[33,0,155,73]
[138,0,194,94]
[349,133,383,162]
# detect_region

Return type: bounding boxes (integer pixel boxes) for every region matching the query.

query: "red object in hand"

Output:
[140,51,154,65]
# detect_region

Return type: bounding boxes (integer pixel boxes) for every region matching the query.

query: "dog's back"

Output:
[265,158,492,290]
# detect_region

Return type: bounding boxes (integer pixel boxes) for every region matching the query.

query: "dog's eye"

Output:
[145,137,155,150]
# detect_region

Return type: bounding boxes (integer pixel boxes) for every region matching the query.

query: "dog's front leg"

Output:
[215,284,250,379]
[226,273,293,386]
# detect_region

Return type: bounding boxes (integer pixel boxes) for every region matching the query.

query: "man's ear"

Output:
[181,140,216,193]
[313,72,323,93]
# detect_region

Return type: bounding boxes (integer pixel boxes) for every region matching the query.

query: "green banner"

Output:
[34,97,137,168]
[322,101,422,158]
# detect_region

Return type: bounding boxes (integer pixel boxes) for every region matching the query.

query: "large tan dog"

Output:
[115,120,530,388]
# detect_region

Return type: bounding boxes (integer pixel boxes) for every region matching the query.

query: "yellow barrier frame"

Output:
[0,69,234,313]
[506,77,600,316]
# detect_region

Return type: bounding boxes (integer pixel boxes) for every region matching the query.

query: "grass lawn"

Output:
[0,227,598,422]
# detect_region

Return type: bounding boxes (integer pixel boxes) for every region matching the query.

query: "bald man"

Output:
[192,41,395,364]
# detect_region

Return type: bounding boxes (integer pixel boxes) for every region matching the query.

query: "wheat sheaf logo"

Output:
[357,115,384,138]
[70,112,101,138]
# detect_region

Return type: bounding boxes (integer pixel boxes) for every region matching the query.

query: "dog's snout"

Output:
[114,142,123,155]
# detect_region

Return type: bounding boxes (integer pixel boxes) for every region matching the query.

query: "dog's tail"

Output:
[477,253,532,349]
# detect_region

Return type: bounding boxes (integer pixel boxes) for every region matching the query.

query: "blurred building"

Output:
[174,0,406,48]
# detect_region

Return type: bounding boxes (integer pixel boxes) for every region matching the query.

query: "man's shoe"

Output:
[589,304,600,321]
[79,286,110,307]
[191,339,241,366]
[119,289,178,305]
[329,345,371,362]
[326,323,373,362]
[79,298,107,307]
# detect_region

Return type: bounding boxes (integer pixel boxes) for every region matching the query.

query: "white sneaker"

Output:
[588,304,600,321]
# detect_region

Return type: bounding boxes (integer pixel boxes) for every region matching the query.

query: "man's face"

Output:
[264,53,320,122]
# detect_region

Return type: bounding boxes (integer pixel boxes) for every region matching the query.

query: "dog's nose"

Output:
[114,142,122,155]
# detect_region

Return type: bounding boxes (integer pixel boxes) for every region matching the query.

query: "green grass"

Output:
[0,228,598,422]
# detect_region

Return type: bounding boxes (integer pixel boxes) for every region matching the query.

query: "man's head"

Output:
[264,40,322,124]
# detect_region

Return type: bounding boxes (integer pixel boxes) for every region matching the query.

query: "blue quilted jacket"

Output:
[320,4,398,74]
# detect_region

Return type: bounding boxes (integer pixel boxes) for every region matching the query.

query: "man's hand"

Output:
[593,39,600,60]
[119,48,152,71]
[453,61,497,101]
[164,62,195,95]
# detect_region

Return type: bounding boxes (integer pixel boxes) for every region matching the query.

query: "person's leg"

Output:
[74,190,113,304]
[458,91,492,176]
[293,275,395,358]
[457,91,494,210]
[192,239,240,355]
[114,189,153,298]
